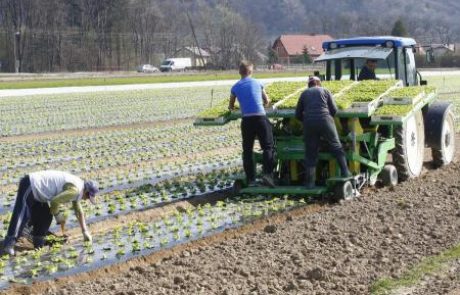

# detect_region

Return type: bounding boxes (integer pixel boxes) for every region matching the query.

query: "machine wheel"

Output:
[424,102,456,168]
[393,110,425,181]
[379,164,398,187]
[333,180,354,201]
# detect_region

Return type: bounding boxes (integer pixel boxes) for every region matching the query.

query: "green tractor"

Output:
[195,36,456,200]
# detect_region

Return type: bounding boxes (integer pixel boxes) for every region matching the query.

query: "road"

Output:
[0,70,459,97]
[0,77,306,97]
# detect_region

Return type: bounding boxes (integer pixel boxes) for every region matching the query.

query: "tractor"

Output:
[195,36,456,200]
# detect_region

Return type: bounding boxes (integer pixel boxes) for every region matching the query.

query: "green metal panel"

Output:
[377,138,395,167]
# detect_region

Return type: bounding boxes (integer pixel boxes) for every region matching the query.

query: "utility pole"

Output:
[14,31,20,73]
[180,0,206,68]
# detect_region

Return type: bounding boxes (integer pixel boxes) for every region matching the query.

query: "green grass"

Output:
[0,71,307,90]
[371,243,460,295]
[427,75,460,128]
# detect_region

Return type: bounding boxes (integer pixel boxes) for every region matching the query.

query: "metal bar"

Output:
[240,186,327,195]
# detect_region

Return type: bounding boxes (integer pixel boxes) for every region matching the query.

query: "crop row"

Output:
[0,167,242,237]
[0,120,242,201]
[0,124,241,186]
[0,194,307,288]
[0,87,228,136]
[0,149,241,210]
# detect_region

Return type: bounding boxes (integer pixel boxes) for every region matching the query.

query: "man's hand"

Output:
[262,90,270,107]
[83,230,92,243]
[229,94,236,111]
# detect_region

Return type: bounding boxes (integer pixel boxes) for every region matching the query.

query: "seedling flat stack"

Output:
[195,37,456,199]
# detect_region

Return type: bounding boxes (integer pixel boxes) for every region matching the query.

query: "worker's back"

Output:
[297,87,336,121]
[231,77,265,117]
[29,170,84,202]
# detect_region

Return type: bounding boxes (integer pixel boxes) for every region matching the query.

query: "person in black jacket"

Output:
[295,76,351,188]
[358,59,378,81]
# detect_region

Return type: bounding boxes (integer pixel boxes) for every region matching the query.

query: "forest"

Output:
[0,0,458,72]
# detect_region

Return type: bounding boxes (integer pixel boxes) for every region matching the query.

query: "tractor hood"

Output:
[315,46,393,62]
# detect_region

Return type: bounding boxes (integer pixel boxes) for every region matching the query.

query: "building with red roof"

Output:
[272,34,333,64]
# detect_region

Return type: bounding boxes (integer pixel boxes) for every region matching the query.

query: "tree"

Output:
[391,19,408,37]
[302,46,312,64]
[267,46,279,65]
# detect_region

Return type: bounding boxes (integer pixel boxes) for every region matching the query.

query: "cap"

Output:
[84,180,99,204]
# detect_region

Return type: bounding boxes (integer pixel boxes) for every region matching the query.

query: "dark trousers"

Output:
[241,116,274,181]
[303,117,349,175]
[4,176,53,246]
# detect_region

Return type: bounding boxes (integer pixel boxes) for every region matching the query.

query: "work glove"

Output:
[83,230,92,243]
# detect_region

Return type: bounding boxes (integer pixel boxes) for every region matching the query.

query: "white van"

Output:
[160,58,192,72]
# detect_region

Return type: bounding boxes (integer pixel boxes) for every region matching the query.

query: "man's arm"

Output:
[262,89,270,107]
[72,201,90,241]
[295,94,304,121]
[229,94,236,110]
[49,183,79,216]
[326,90,338,116]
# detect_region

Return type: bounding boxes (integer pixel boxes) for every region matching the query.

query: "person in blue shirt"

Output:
[229,61,275,187]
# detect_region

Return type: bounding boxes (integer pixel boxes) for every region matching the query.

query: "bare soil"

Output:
[2,145,460,295]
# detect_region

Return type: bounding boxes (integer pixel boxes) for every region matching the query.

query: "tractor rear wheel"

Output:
[393,110,425,181]
[424,102,456,167]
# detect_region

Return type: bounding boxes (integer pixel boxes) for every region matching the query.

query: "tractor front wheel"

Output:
[393,110,425,181]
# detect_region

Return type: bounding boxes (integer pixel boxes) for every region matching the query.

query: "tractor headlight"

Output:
[385,41,394,48]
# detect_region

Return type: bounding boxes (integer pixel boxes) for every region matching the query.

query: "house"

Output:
[453,43,460,55]
[272,34,333,64]
[175,46,210,67]
[417,44,455,59]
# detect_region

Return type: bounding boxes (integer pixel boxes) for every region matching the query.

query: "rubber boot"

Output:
[2,236,16,256]
[262,174,275,188]
[32,236,46,249]
[305,167,316,189]
[337,155,352,178]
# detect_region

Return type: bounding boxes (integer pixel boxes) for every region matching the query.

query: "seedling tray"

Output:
[383,92,425,106]
[337,80,403,118]
[194,116,230,126]
[371,92,437,125]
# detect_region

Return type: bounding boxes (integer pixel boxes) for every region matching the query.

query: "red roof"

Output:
[275,34,333,56]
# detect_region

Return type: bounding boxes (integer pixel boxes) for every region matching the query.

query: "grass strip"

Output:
[0,72,307,90]
[371,243,460,295]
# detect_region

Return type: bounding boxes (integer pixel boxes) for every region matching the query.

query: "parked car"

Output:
[137,64,159,73]
[160,58,192,72]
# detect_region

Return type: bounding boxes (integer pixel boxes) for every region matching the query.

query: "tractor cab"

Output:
[316,37,425,86]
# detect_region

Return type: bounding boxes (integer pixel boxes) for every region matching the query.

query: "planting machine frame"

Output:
[195,37,456,199]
